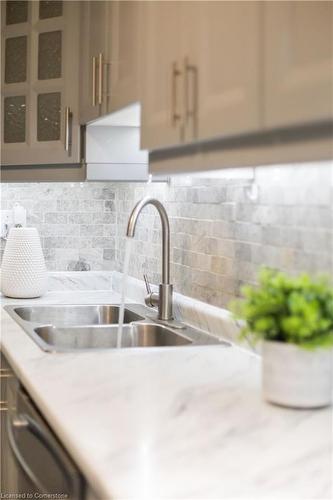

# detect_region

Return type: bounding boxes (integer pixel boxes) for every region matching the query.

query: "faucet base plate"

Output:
[147,314,186,330]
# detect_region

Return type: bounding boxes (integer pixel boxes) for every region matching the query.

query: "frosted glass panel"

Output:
[6,1,28,25]
[5,36,27,84]
[38,31,62,80]
[39,1,63,19]
[4,96,26,143]
[37,92,61,141]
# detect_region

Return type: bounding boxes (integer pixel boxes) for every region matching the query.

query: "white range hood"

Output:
[85,103,165,182]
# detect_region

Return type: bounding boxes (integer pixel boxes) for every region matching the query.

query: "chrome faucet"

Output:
[126,197,173,321]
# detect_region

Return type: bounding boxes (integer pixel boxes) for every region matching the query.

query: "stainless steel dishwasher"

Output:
[2,355,85,499]
[1,352,17,493]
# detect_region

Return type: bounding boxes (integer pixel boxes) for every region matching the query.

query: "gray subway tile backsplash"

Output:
[1,162,332,307]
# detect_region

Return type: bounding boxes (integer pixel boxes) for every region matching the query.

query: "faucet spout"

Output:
[126,197,170,285]
[126,197,173,321]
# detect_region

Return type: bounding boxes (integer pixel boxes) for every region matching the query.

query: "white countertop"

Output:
[1,289,332,499]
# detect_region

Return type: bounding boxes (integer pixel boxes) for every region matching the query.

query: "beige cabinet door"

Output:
[264,1,333,127]
[79,1,109,124]
[192,1,261,143]
[1,0,81,165]
[106,1,141,114]
[141,1,184,150]
[141,1,261,150]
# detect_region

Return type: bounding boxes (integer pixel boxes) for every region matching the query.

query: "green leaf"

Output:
[230,268,333,350]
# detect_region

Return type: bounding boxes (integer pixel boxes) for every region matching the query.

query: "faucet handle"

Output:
[143,274,159,309]
[143,274,152,295]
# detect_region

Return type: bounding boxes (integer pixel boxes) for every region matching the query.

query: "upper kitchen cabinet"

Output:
[194,1,261,142]
[143,1,333,173]
[264,1,333,128]
[79,1,141,124]
[106,1,141,114]
[141,1,261,150]
[79,0,109,124]
[141,1,184,150]
[1,0,81,166]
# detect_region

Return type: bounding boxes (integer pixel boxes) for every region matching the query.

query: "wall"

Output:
[1,161,332,307]
[1,182,117,271]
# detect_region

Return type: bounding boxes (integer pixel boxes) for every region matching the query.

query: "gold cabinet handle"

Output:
[184,57,198,137]
[0,368,12,377]
[98,53,103,105]
[64,106,72,156]
[0,401,8,411]
[171,61,182,126]
[92,56,97,106]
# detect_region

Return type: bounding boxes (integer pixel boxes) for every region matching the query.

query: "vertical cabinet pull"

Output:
[92,53,109,108]
[98,53,103,105]
[171,59,198,139]
[64,106,72,156]
[92,56,97,106]
[171,61,182,126]
[184,57,198,138]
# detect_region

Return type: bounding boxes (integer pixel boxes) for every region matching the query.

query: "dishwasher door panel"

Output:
[6,376,84,499]
[0,352,17,494]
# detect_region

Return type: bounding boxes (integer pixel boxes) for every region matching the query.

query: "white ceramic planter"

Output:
[263,341,333,409]
[1,227,47,298]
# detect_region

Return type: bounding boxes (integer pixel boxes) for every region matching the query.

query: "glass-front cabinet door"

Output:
[1,0,80,166]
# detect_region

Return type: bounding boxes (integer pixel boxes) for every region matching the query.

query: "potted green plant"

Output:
[232,268,333,409]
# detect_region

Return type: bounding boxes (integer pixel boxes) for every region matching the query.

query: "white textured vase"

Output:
[1,227,47,298]
[263,341,333,409]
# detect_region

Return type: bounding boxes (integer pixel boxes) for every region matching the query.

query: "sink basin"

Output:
[4,303,231,352]
[34,323,193,351]
[13,305,144,326]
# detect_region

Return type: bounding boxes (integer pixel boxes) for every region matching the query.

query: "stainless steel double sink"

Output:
[5,304,231,353]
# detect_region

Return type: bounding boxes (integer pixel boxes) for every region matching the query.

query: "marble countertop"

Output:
[1,287,332,499]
